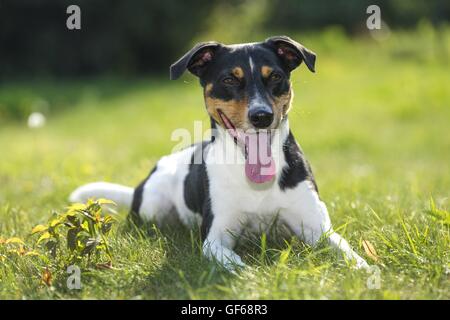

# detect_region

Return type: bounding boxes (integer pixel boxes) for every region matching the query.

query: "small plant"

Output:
[31,199,116,266]
[0,237,40,262]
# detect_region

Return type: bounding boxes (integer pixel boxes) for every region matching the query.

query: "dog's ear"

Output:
[170,42,222,80]
[265,36,316,73]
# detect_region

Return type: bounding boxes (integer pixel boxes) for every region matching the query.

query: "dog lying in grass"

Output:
[70,36,369,270]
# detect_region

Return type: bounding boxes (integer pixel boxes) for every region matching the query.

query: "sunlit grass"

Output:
[0,27,449,299]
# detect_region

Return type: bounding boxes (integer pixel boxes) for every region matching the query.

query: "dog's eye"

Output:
[222,76,239,86]
[269,72,282,83]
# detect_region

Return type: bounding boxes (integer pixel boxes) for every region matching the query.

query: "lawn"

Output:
[0,26,449,299]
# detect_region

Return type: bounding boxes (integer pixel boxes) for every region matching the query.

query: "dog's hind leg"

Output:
[137,192,173,225]
[129,166,174,225]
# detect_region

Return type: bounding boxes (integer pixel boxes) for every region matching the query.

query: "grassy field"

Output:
[0,26,449,299]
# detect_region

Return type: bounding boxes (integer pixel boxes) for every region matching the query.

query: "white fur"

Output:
[69,182,133,208]
[70,119,368,270]
[249,56,255,73]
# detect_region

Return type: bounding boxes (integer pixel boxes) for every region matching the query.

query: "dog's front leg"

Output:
[202,214,246,271]
[281,181,369,269]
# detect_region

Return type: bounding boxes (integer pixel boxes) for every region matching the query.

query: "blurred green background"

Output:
[1,0,450,122]
[0,0,449,120]
[0,1,449,299]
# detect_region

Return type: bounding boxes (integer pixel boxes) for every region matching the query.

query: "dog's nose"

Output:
[248,109,274,128]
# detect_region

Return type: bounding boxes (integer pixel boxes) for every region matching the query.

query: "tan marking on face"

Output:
[205,83,213,94]
[269,87,293,126]
[261,66,273,78]
[232,67,244,79]
[204,81,248,128]
[204,96,248,129]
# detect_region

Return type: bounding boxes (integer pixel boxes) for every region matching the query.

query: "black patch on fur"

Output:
[210,117,218,143]
[279,131,318,192]
[210,116,217,130]
[129,165,157,225]
[183,141,214,240]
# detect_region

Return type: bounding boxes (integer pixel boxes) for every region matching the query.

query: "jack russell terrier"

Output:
[70,36,369,270]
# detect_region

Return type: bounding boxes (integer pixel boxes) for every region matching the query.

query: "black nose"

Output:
[249,109,274,128]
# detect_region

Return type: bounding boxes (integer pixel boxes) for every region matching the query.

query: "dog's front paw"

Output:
[221,248,247,273]
[204,244,247,272]
[223,254,247,272]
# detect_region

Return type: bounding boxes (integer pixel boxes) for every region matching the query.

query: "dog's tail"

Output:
[69,182,133,209]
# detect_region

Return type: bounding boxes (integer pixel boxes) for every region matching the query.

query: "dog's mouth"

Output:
[217,110,276,184]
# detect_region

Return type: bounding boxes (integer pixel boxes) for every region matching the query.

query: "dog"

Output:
[70,36,369,270]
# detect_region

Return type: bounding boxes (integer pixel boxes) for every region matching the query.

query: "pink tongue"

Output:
[244,131,276,184]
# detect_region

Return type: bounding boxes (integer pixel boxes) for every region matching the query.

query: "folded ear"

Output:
[265,36,316,73]
[170,42,222,80]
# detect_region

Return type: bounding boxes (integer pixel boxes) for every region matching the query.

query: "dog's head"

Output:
[170,36,316,132]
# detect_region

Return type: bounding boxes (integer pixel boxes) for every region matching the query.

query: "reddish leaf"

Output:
[42,267,52,286]
[362,240,379,262]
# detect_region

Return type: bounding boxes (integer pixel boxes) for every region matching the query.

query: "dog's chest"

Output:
[205,141,289,216]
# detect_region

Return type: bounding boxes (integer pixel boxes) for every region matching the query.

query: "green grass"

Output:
[0,26,449,299]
